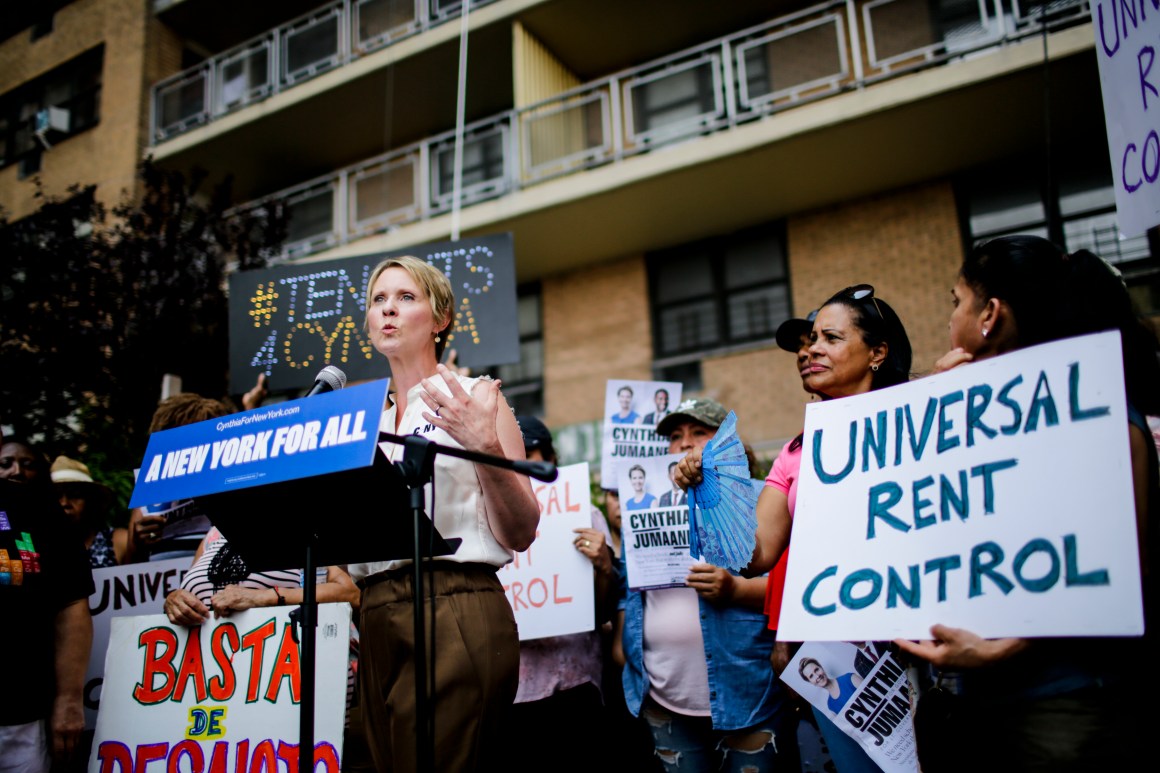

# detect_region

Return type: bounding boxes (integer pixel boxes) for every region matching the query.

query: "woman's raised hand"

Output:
[931,347,974,374]
[419,364,503,454]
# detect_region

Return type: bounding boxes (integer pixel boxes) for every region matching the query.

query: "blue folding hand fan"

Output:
[687,411,759,571]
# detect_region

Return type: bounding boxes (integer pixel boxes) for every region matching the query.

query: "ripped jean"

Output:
[641,697,796,773]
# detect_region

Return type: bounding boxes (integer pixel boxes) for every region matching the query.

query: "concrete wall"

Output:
[0,0,178,219]
[539,179,966,456]
[542,254,653,427]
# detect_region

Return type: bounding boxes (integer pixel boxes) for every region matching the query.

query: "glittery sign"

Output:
[227,233,519,393]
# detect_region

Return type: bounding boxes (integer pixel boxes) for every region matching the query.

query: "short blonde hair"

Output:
[364,255,455,360]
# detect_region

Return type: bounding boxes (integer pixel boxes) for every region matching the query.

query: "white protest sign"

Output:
[1092,1,1160,236]
[500,463,595,640]
[782,642,917,773]
[620,453,692,590]
[779,332,1143,640]
[89,604,350,772]
[84,559,190,729]
[600,379,681,488]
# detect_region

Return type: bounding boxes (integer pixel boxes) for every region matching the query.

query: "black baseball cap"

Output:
[518,415,554,452]
[775,309,818,353]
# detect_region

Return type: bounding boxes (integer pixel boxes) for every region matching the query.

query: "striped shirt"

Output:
[180,527,326,604]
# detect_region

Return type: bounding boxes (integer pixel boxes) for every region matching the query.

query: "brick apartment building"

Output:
[3,0,1157,465]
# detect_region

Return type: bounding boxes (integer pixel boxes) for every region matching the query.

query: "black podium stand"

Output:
[199,448,460,773]
[199,434,556,773]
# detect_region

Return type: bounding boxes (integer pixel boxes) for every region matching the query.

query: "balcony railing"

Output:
[151,0,497,142]
[228,0,1091,259]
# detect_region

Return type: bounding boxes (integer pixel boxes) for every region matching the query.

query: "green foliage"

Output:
[0,160,285,474]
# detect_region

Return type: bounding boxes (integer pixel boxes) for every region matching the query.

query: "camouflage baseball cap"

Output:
[656,398,728,437]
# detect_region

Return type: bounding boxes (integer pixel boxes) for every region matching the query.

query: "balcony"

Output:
[151,0,500,143]
[226,0,1093,262]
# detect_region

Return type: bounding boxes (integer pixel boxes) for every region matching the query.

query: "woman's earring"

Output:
[434,334,442,343]
[981,327,989,339]
[871,363,879,372]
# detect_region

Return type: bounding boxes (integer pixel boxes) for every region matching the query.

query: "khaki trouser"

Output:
[359,564,519,772]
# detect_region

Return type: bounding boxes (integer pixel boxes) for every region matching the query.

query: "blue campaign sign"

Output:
[128,380,389,508]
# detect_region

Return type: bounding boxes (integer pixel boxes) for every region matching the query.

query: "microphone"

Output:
[305,365,347,397]
[513,460,558,483]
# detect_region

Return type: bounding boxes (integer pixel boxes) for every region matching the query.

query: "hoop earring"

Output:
[871,363,879,372]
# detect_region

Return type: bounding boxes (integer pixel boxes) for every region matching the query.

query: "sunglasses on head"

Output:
[842,284,884,321]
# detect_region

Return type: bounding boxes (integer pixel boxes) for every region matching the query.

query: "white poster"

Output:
[89,604,350,772]
[1091,1,1160,236]
[501,463,596,640]
[779,332,1143,640]
[85,559,191,729]
[619,452,692,590]
[599,379,682,488]
[782,642,918,773]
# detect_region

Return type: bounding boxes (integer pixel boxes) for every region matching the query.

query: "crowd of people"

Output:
[2,234,1157,773]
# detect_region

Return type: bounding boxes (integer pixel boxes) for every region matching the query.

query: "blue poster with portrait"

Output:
[127,380,389,507]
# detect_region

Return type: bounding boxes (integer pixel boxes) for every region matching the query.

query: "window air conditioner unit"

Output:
[34,106,70,149]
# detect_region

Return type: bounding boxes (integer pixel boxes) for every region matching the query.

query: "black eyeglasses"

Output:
[842,284,884,321]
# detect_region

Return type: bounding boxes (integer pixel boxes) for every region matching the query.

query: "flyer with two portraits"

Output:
[781,642,918,773]
[602,379,690,590]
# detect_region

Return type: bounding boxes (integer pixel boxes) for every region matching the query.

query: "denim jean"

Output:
[810,706,879,773]
[641,697,799,773]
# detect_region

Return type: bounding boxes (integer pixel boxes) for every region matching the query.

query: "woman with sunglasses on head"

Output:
[893,235,1158,771]
[733,284,912,773]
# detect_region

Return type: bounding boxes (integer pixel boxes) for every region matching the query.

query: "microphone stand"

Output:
[295,534,318,773]
[380,430,556,773]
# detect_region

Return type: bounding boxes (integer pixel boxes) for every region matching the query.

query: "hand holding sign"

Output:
[687,411,759,572]
[164,588,209,625]
[573,526,611,573]
[211,585,272,618]
[894,624,1028,670]
[686,562,736,604]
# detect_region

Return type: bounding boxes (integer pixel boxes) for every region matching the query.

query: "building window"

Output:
[479,284,543,417]
[0,46,103,173]
[648,222,791,388]
[959,157,1160,315]
[432,129,506,206]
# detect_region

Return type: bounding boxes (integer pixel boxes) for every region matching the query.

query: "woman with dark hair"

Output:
[748,284,913,588]
[618,398,797,773]
[742,284,913,772]
[0,438,51,487]
[50,456,124,567]
[934,233,1071,373]
[125,394,232,563]
[896,235,1157,770]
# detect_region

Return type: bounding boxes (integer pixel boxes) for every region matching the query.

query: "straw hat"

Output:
[51,456,113,509]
